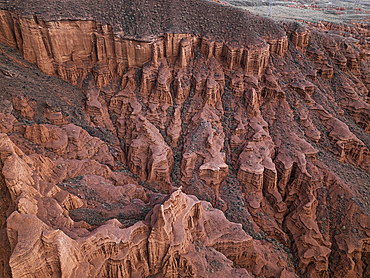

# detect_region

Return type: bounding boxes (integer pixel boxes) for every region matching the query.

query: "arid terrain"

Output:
[0,0,370,277]
[225,0,370,24]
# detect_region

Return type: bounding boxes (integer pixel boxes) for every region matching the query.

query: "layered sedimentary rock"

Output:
[1,0,370,277]
[288,24,310,50]
[0,1,287,89]
[0,132,296,277]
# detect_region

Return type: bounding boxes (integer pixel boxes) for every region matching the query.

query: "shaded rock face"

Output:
[0,0,370,277]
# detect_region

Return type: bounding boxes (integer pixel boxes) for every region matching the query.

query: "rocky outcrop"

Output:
[180,102,228,201]
[266,36,289,57]
[23,123,115,166]
[0,132,296,277]
[289,25,310,50]
[127,115,174,190]
[11,96,34,120]
[237,116,282,212]
[81,73,117,134]
[0,4,288,88]
[1,1,370,277]
[167,107,182,147]
[0,113,16,133]
[306,45,334,80]
[338,82,370,134]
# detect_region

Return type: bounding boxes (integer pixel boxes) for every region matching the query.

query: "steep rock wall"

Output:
[0,10,288,88]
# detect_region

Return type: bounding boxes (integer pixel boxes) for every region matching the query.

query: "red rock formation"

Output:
[295,102,321,143]
[147,61,173,129]
[0,4,289,89]
[127,115,174,190]
[290,26,310,50]
[1,0,370,277]
[243,41,271,75]
[266,36,289,57]
[167,107,182,147]
[11,96,34,120]
[339,82,370,134]
[23,123,114,166]
[0,113,16,133]
[0,133,295,277]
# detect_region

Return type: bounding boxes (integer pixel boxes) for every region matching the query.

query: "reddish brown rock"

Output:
[0,142,295,278]
[1,1,370,277]
[289,25,310,50]
[11,96,34,120]
[23,123,115,166]
[167,107,182,147]
[295,103,321,143]
[0,113,16,133]
[339,82,370,134]
[127,115,174,190]
[181,104,228,199]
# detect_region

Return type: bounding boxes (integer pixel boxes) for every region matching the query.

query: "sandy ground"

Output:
[223,0,370,24]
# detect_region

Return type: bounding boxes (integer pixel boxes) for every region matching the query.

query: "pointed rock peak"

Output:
[162,187,188,213]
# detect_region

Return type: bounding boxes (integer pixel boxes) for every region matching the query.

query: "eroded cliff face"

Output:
[1,0,370,277]
[0,9,283,90]
[0,132,296,277]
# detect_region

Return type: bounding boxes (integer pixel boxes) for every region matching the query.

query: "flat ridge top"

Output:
[0,0,286,42]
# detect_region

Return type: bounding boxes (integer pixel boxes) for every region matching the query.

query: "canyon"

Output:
[0,0,370,277]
